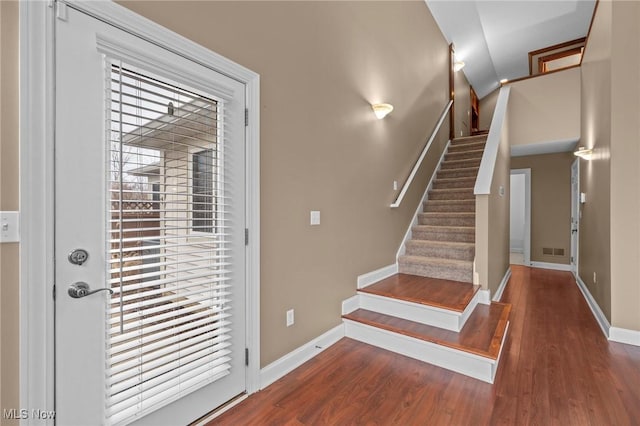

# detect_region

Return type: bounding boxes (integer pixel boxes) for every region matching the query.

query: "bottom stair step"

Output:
[343,303,511,383]
[398,255,473,283]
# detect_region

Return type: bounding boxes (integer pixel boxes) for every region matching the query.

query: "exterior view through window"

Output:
[107,63,232,425]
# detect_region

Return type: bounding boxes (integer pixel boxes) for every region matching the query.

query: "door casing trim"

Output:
[20,1,261,422]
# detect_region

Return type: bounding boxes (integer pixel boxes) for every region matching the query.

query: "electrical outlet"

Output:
[593,272,597,284]
[286,309,294,327]
[393,181,398,191]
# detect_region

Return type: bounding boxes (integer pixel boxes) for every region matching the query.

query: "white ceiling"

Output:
[426,0,596,98]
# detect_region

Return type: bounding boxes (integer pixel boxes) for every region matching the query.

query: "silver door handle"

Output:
[68,282,114,299]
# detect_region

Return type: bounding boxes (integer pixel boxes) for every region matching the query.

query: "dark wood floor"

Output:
[210,266,640,425]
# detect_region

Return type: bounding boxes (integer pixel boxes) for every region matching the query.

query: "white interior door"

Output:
[55,7,246,425]
[570,159,580,274]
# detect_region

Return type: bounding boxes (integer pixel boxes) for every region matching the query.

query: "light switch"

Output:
[310,211,321,226]
[0,211,20,243]
[580,192,587,203]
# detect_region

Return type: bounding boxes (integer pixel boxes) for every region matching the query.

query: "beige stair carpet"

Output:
[399,135,487,283]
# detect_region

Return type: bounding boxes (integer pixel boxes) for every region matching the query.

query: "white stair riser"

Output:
[344,320,497,383]
[356,290,480,332]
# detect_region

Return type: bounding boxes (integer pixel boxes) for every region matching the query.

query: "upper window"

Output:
[529,38,586,76]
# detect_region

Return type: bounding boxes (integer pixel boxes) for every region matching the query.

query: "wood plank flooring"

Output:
[343,302,509,359]
[209,266,640,425]
[359,273,479,312]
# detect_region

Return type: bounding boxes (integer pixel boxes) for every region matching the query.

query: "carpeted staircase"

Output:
[398,134,487,283]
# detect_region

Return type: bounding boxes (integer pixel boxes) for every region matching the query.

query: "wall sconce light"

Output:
[372,103,394,119]
[574,146,594,160]
[453,61,465,72]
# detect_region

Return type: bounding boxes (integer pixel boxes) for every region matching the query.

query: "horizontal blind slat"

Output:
[107,362,231,424]
[108,308,230,344]
[108,346,232,395]
[108,321,231,358]
[107,356,231,412]
[108,332,231,377]
[108,324,231,365]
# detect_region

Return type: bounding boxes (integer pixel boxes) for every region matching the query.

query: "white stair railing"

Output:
[390,100,453,208]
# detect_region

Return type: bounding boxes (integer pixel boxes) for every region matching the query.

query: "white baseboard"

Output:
[492,267,512,302]
[342,295,359,315]
[575,275,610,338]
[530,261,572,271]
[357,264,398,289]
[477,289,490,305]
[609,327,640,347]
[259,324,344,390]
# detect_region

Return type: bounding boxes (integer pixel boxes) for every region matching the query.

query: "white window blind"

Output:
[106,63,232,425]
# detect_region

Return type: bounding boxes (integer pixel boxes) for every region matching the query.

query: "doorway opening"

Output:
[510,169,531,265]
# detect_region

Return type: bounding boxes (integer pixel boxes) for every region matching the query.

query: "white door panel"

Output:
[55,7,246,425]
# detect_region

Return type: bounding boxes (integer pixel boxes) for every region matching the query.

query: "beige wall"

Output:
[580,0,640,331]
[119,1,451,366]
[0,0,20,423]
[475,100,510,295]
[609,0,640,331]
[479,88,499,131]
[453,69,471,138]
[580,0,613,324]
[508,67,581,147]
[511,153,574,265]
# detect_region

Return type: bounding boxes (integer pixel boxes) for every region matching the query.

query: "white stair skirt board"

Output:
[530,261,572,271]
[344,319,507,384]
[357,264,398,290]
[259,324,344,390]
[575,275,610,339]
[492,268,512,302]
[609,327,640,347]
[342,295,359,315]
[356,290,480,332]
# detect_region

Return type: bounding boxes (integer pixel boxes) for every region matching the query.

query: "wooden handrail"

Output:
[390,100,453,208]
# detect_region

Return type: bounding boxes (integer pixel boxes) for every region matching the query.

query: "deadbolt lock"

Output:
[68,248,89,266]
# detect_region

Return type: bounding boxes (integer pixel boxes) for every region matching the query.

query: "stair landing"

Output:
[343,302,510,360]
[359,273,479,313]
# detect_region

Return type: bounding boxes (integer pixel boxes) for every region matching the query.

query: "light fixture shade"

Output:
[372,103,394,119]
[574,146,594,160]
[453,61,465,72]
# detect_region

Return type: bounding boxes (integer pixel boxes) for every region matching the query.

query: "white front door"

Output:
[55,7,246,425]
[570,159,580,274]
